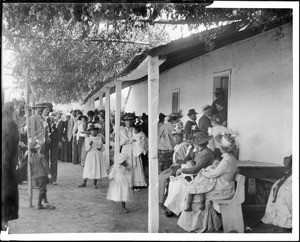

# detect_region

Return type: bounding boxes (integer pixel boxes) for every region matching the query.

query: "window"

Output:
[172,89,180,113]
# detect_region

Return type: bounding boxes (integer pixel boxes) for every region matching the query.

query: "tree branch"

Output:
[90,39,152,46]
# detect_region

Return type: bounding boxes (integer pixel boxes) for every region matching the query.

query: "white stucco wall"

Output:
[120,23,293,164]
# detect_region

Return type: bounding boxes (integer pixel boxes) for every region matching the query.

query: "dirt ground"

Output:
[6,161,185,234]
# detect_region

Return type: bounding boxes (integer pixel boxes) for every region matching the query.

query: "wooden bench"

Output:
[212,173,246,233]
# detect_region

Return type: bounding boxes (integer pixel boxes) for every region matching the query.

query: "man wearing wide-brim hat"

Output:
[184,108,200,141]
[197,104,212,133]
[211,88,227,126]
[29,103,49,154]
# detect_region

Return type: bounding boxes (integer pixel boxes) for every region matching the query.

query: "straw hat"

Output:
[215,132,236,148]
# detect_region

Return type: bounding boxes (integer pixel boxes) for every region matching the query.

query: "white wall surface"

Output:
[112,23,293,164]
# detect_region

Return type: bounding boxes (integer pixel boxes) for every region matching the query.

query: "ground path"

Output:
[7,161,184,234]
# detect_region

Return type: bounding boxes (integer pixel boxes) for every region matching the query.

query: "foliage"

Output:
[2,3,292,104]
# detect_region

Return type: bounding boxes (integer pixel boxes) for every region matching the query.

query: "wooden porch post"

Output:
[147,56,159,233]
[91,97,95,110]
[114,80,122,161]
[99,92,104,110]
[105,87,111,163]
[25,66,33,207]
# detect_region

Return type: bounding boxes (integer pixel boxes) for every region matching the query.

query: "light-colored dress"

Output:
[177,152,237,233]
[120,126,147,187]
[261,175,292,228]
[82,135,108,179]
[106,164,132,202]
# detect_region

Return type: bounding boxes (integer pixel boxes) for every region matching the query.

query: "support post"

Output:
[147,56,159,233]
[25,66,33,208]
[114,80,122,161]
[105,87,111,164]
[91,97,95,110]
[99,92,104,110]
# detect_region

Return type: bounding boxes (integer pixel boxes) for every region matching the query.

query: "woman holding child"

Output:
[177,132,238,232]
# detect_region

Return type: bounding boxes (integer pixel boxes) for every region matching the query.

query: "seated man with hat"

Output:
[184,109,200,141]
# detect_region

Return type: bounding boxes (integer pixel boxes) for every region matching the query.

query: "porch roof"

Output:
[82,18,291,105]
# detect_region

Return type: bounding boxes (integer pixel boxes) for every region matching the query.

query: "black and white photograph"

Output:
[1,1,299,241]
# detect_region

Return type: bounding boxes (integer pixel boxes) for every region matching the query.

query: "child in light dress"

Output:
[106,153,132,213]
[78,124,108,188]
[132,124,148,158]
[183,159,220,211]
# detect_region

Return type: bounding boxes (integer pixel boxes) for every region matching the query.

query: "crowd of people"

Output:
[2,87,293,232]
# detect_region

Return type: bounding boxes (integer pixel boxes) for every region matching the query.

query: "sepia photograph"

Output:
[1,0,299,241]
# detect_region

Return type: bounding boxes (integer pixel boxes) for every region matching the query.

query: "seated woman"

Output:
[177,132,238,233]
[261,155,292,229]
[158,123,190,213]
[163,131,214,217]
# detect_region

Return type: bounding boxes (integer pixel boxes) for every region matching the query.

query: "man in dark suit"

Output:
[198,104,212,133]
[184,109,200,141]
[211,88,227,126]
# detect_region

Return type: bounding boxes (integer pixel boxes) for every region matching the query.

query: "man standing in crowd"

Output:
[198,104,212,133]
[72,110,82,165]
[29,103,48,154]
[184,109,200,141]
[211,87,227,126]
[67,111,75,163]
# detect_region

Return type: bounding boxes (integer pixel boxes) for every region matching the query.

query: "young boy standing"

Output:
[29,139,56,210]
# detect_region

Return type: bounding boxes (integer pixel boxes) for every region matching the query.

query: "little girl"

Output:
[106,153,132,213]
[183,159,220,211]
[78,124,107,188]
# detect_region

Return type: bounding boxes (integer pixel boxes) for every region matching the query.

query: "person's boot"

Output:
[121,202,128,213]
[93,179,97,189]
[37,194,46,210]
[199,193,205,210]
[184,193,194,212]
[78,179,87,188]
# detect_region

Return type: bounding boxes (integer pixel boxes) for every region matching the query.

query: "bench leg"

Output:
[220,203,244,233]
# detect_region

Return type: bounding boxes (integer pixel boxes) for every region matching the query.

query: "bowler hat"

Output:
[32,103,48,109]
[214,88,224,94]
[189,131,212,145]
[187,109,198,116]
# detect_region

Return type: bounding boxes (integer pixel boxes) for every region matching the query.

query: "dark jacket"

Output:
[29,153,51,179]
[198,115,212,133]
[184,120,199,140]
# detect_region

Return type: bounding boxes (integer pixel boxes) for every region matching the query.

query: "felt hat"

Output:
[189,131,212,145]
[78,115,88,121]
[43,102,53,112]
[215,132,236,148]
[214,87,224,94]
[171,122,184,135]
[32,103,48,109]
[201,104,211,113]
[187,109,198,116]
[114,153,129,165]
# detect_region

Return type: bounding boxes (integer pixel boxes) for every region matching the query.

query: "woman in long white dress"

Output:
[120,113,147,190]
[78,124,108,188]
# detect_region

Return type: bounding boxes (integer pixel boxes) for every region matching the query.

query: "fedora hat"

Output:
[214,87,224,94]
[189,131,212,145]
[187,109,198,116]
[43,102,53,112]
[78,115,88,121]
[201,104,211,113]
[215,132,236,148]
[32,103,48,109]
